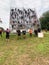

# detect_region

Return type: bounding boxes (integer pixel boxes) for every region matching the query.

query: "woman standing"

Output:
[6,28,10,41]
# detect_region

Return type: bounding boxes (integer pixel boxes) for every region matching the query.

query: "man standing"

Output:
[17,29,21,39]
[22,29,26,39]
[5,28,10,41]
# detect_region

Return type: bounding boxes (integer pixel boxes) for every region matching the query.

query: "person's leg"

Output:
[34,30,38,36]
[8,35,10,42]
[0,32,1,36]
[23,34,26,39]
[17,34,20,40]
[30,33,32,37]
[6,35,9,42]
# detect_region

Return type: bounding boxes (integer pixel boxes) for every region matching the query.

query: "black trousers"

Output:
[34,30,38,36]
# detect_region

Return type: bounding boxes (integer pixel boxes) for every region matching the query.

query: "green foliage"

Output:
[39,11,49,30]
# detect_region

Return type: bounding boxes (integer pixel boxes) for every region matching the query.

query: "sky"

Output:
[0,0,49,30]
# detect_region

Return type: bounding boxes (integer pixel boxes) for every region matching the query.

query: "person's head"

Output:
[7,28,8,30]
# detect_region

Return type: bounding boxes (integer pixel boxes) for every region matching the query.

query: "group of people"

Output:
[17,29,26,39]
[0,28,41,41]
[16,28,41,39]
[0,28,33,40]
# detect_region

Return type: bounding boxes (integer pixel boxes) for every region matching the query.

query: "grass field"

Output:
[0,32,49,65]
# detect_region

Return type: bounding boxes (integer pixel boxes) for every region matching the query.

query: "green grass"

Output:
[0,32,49,65]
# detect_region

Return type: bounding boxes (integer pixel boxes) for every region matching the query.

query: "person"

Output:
[0,29,2,37]
[34,30,38,36]
[34,24,38,36]
[17,29,21,39]
[5,28,10,41]
[29,28,32,37]
[37,28,41,33]
[22,29,26,39]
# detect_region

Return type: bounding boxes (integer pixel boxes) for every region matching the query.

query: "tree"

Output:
[39,11,49,30]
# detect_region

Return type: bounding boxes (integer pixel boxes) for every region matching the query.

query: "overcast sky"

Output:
[0,0,49,29]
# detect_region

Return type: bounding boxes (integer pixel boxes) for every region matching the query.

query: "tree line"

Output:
[39,11,49,30]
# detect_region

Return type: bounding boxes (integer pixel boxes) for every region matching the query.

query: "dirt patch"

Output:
[0,52,4,57]
[17,54,32,65]
[31,57,49,65]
